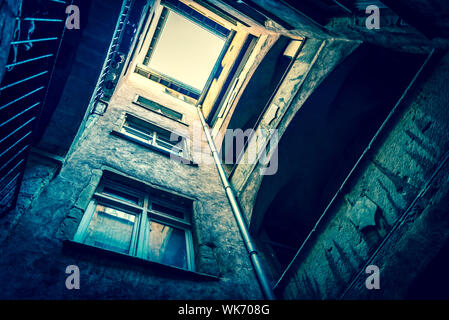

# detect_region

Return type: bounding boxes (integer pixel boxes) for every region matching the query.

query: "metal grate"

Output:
[0,0,69,215]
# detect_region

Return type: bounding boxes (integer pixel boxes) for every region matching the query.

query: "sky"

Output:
[148,11,226,92]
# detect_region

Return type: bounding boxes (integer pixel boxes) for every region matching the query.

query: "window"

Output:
[74,178,194,270]
[120,114,187,158]
[134,95,183,122]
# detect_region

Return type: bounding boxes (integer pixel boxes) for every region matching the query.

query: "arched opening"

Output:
[220,36,296,174]
[250,44,427,280]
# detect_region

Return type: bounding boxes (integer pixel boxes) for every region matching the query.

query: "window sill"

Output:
[110,130,198,167]
[62,240,219,281]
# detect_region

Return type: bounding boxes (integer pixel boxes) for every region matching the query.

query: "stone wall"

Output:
[0,152,60,245]
[280,51,449,299]
[0,69,263,299]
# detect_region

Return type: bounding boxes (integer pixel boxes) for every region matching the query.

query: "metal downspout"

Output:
[196,105,275,300]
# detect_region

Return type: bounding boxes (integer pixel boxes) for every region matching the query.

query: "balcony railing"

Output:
[0,0,69,215]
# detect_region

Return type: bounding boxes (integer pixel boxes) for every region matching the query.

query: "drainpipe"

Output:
[196,105,275,300]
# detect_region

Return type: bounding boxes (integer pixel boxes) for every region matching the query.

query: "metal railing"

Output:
[90,0,133,111]
[0,0,69,215]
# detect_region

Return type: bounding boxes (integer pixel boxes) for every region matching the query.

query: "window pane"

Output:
[136,96,183,121]
[155,137,176,148]
[102,187,140,205]
[151,202,184,219]
[146,220,187,269]
[156,133,181,144]
[122,125,153,143]
[155,137,181,152]
[84,205,136,254]
[137,95,163,113]
[161,107,183,121]
[155,135,183,155]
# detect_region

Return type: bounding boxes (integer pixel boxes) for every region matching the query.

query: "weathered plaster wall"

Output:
[0,152,60,245]
[0,69,263,299]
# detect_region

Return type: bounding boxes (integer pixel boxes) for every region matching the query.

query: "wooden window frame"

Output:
[74,179,195,271]
[133,95,184,123]
[120,113,189,158]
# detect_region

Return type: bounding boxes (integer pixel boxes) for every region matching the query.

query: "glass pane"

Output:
[123,125,153,144]
[161,107,183,121]
[152,202,184,219]
[155,136,183,155]
[84,205,136,254]
[155,137,176,148]
[157,133,180,144]
[102,187,140,205]
[136,96,183,121]
[146,220,187,269]
[137,96,162,113]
